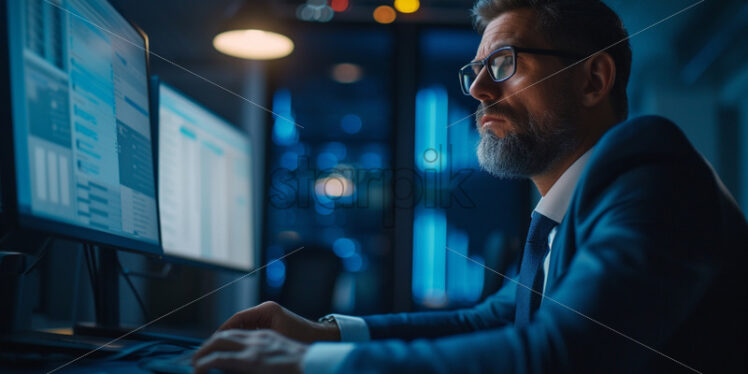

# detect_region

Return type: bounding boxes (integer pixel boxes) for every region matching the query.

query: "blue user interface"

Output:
[6,0,159,245]
[157,84,254,270]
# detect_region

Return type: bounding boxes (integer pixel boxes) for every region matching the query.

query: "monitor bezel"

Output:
[151,78,255,272]
[0,0,163,256]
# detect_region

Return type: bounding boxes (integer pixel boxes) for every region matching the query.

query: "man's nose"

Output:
[469,67,501,102]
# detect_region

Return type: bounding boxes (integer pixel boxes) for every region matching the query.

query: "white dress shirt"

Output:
[534,148,593,293]
[303,148,595,374]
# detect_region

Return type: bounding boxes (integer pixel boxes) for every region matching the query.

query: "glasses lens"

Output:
[459,63,479,94]
[489,49,515,81]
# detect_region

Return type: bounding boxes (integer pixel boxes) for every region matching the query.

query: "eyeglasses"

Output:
[458,45,583,95]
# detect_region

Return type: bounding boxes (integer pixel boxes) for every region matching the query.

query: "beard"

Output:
[476,89,580,179]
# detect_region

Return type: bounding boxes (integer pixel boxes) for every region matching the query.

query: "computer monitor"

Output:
[0,0,161,255]
[153,80,254,271]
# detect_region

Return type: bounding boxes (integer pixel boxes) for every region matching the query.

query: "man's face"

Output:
[472,8,581,178]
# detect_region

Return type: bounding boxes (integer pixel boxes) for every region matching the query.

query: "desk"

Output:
[0,330,196,374]
[3,360,152,374]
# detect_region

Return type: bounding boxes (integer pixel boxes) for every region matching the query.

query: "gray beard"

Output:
[476,114,579,179]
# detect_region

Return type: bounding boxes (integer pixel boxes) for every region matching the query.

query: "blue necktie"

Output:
[514,211,557,328]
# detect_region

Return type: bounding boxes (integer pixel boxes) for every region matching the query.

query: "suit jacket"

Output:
[338,115,748,373]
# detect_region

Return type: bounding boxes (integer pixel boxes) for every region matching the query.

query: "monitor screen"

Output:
[5,0,160,253]
[157,83,254,271]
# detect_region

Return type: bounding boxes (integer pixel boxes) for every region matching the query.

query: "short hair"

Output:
[472,0,632,120]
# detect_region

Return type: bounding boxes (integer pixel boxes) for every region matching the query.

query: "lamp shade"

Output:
[213,0,294,60]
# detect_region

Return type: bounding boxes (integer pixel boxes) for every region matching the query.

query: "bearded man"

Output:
[193,1,748,373]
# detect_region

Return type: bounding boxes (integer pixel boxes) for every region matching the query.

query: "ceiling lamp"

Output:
[214,30,293,60]
[213,1,294,60]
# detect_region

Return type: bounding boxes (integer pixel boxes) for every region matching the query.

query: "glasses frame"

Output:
[458,45,584,95]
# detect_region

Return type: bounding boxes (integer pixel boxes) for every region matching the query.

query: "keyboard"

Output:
[0,330,138,357]
[140,349,228,374]
[140,349,195,374]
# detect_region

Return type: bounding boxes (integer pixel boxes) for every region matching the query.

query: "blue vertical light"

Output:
[265,245,287,292]
[465,255,485,303]
[447,228,469,302]
[415,86,448,172]
[448,106,479,170]
[413,85,450,307]
[266,260,286,288]
[272,89,298,146]
[447,228,484,304]
[412,208,447,306]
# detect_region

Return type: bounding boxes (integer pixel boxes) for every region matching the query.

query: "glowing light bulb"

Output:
[213,29,294,60]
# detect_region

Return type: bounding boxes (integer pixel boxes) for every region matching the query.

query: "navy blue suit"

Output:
[339,116,748,373]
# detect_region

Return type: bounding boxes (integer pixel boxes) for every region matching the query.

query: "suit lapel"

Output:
[545,212,576,293]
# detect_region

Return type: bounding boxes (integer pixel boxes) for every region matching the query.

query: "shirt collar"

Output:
[534,148,594,224]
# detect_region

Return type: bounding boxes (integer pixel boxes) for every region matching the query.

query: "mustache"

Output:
[476,102,517,122]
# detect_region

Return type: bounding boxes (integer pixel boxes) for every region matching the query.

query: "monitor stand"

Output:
[72,246,202,347]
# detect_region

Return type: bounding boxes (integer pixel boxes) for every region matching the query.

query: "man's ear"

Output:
[580,52,616,108]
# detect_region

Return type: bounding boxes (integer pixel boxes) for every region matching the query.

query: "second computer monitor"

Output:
[156,82,254,271]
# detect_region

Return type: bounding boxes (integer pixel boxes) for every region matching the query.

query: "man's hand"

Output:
[192,329,307,374]
[217,301,340,343]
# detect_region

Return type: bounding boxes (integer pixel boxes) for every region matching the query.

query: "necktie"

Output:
[514,211,557,328]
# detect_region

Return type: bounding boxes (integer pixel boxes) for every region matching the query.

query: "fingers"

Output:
[194,351,249,374]
[217,312,250,331]
[192,330,308,374]
[218,309,266,331]
[192,330,247,364]
[217,302,280,332]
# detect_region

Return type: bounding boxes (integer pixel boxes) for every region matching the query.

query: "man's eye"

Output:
[493,56,513,78]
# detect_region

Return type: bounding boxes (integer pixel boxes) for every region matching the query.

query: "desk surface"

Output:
[2,361,150,373]
[1,330,196,374]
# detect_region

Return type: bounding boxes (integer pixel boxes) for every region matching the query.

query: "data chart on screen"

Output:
[7,0,159,245]
[157,84,254,270]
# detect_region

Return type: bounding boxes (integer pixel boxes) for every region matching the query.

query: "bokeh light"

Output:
[316,152,338,170]
[343,253,365,272]
[315,174,354,198]
[296,1,334,22]
[279,151,299,170]
[266,260,286,288]
[331,0,349,12]
[394,0,420,14]
[331,63,363,84]
[360,152,382,169]
[373,5,396,24]
[341,114,362,134]
[324,142,347,160]
[333,237,357,258]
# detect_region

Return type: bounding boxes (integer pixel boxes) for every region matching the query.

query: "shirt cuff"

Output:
[302,342,355,374]
[328,314,370,342]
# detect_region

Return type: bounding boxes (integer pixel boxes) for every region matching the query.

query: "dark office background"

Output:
[7,0,747,337]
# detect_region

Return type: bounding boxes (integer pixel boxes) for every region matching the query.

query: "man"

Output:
[193,0,747,373]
